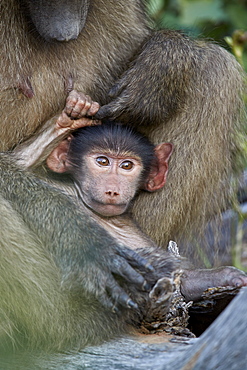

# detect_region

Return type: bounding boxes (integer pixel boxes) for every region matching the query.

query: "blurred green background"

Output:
[146,0,247,69]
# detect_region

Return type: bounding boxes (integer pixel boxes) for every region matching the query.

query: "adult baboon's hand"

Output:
[95,31,185,125]
[74,244,154,312]
[94,66,138,122]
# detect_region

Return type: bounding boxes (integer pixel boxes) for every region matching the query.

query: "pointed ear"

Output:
[46,138,71,173]
[144,143,173,192]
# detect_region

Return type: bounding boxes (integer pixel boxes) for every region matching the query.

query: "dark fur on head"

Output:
[68,123,156,182]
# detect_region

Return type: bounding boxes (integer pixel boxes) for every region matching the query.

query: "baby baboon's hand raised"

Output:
[56,90,101,131]
[64,90,100,119]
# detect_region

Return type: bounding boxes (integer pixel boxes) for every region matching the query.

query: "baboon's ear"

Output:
[46,138,71,173]
[144,143,173,192]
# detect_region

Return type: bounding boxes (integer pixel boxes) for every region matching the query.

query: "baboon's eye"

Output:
[120,161,134,170]
[96,156,110,166]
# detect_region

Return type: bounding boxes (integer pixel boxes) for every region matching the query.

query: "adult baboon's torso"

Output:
[0,0,148,149]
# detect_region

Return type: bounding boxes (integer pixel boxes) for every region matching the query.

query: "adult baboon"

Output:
[1,0,245,256]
